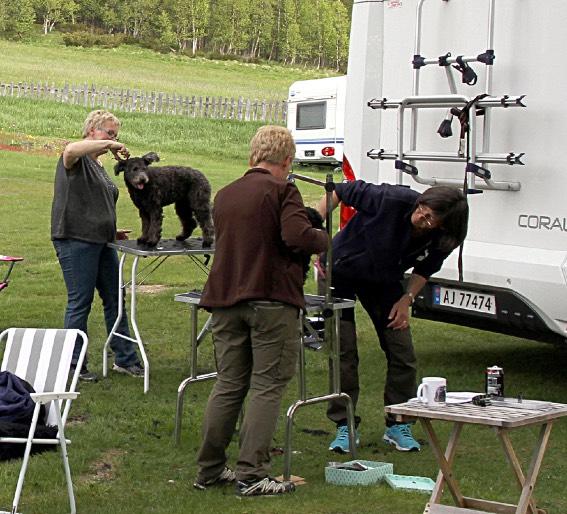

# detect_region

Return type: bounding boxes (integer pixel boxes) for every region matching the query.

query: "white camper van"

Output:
[287,76,346,166]
[343,0,567,345]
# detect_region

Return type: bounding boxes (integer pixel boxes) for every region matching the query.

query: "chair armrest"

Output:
[30,392,80,403]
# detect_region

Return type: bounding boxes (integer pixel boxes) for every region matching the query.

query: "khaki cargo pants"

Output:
[196,300,300,483]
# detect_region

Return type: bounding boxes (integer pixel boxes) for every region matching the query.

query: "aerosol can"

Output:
[485,366,505,398]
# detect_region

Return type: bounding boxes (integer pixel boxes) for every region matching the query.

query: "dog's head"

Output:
[114,152,160,190]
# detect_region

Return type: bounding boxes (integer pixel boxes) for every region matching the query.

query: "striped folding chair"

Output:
[0,328,88,514]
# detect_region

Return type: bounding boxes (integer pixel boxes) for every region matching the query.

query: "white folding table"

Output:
[103,238,213,393]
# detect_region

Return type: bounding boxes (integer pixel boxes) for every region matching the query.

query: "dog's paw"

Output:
[175,234,189,242]
[138,236,158,247]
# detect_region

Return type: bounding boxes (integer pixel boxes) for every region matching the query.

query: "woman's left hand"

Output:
[109,142,130,161]
[387,295,412,330]
[116,229,131,241]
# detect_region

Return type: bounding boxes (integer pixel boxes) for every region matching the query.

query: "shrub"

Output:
[194,50,261,65]
[57,23,105,34]
[137,37,177,54]
[61,31,124,48]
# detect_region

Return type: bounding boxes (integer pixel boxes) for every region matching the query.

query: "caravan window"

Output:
[296,101,326,130]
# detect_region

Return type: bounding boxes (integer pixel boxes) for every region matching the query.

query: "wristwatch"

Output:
[406,292,415,305]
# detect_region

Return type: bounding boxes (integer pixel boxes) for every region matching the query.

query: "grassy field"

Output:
[0,34,337,100]
[1,94,567,514]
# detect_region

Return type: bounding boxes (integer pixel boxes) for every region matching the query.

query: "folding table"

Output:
[104,238,213,393]
[385,398,567,514]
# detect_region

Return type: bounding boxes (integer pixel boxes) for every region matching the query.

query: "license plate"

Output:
[304,150,315,157]
[433,285,496,316]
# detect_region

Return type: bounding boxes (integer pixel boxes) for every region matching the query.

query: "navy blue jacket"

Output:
[332,181,450,284]
[0,371,36,425]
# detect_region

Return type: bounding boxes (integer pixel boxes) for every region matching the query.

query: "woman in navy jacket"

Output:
[317,181,468,453]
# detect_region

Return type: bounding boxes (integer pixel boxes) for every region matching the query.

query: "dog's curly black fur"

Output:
[303,207,325,282]
[115,152,214,248]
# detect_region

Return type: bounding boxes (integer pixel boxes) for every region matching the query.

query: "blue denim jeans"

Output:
[53,238,139,368]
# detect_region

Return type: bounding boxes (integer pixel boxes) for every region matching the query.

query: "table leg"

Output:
[496,427,541,514]
[196,314,212,346]
[420,418,466,508]
[103,252,127,378]
[129,256,150,393]
[283,311,356,480]
[430,421,462,504]
[515,423,552,514]
[174,304,216,445]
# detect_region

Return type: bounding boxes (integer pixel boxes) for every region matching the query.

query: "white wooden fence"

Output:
[0,81,288,123]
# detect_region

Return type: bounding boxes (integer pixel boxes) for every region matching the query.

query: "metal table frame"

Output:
[283,294,356,481]
[386,398,567,514]
[173,294,356,451]
[103,239,213,393]
[173,291,216,445]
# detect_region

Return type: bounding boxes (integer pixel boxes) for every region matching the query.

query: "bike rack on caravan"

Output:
[367,0,526,193]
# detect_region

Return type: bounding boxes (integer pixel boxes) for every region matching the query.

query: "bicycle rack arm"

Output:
[406,0,512,191]
[368,95,525,191]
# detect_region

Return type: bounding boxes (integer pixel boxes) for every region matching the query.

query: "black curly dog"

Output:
[303,207,324,282]
[115,152,214,248]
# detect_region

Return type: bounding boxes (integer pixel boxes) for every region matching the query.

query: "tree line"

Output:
[0,0,353,71]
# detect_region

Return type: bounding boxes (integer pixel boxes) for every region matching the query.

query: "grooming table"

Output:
[173,292,356,463]
[385,398,567,514]
[103,239,213,393]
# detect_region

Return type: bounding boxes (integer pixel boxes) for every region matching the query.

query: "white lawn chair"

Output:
[0,328,87,514]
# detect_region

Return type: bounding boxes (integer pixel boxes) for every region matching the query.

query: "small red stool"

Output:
[0,255,23,292]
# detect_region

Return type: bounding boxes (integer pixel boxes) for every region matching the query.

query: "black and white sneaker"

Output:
[112,362,144,377]
[72,365,98,383]
[236,477,295,497]
[193,467,236,491]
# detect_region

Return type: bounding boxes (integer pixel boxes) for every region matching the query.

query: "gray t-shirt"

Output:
[51,154,119,243]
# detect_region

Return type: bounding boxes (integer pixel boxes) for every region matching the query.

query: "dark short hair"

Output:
[416,186,469,252]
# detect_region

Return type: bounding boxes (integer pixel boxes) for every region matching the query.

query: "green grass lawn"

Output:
[0,34,337,100]
[1,98,567,514]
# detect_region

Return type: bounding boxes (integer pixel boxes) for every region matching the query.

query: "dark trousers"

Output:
[326,274,417,427]
[196,301,300,482]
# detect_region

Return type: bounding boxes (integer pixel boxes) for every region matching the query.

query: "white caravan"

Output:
[287,76,346,166]
[343,0,567,345]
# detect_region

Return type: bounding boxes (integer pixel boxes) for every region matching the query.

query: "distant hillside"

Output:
[0,37,339,101]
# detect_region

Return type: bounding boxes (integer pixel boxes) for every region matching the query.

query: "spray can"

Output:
[485,366,505,397]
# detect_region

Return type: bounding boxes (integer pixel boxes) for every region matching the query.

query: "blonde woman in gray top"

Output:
[51,110,142,381]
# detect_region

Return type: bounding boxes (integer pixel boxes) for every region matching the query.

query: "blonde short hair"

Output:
[82,110,121,138]
[249,125,295,167]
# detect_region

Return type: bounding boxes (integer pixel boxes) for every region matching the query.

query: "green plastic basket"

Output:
[384,474,435,494]
[325,460,393,486]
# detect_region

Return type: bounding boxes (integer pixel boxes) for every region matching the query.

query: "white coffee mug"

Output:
[417,377,447,406]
